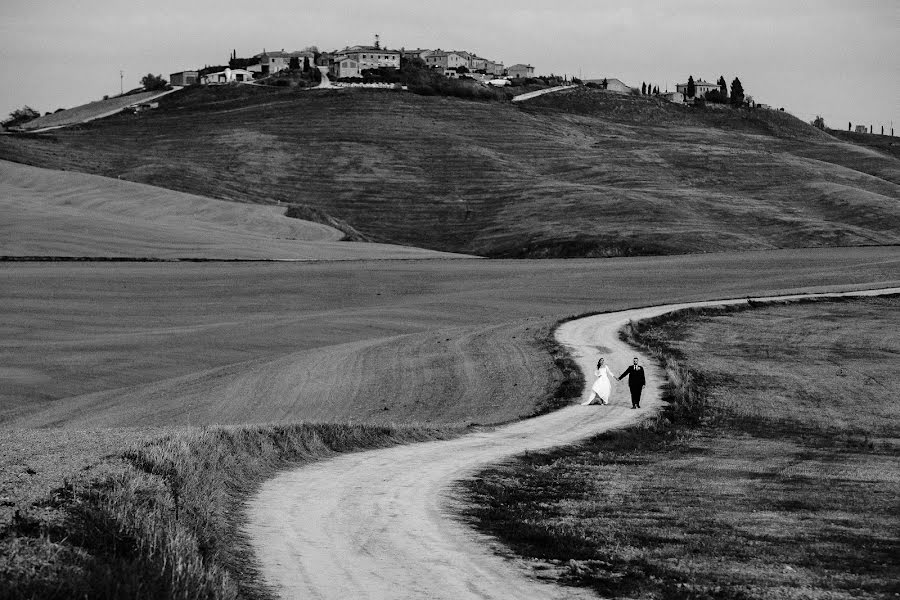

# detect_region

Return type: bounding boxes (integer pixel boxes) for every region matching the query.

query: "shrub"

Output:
[141,73,168,91]
[3,106,40,128]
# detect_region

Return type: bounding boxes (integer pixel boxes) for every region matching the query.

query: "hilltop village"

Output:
[166,39,755,108]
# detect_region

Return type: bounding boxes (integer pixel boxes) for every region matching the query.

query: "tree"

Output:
[3,106,40,128]
[456,65,469,74]
[717,75,727,98]
[601,77,608,89]
[141,73,168,91]
[730,77,745,106]
[303,57,311,73]
[704,89,727,103]
[812,115,825,130]
[641,81,646,94]
[289,56,300,70]
[687,75,695,98]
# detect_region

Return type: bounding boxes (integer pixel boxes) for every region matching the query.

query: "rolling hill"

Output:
[0,159,463,259]
[1,85,898,258]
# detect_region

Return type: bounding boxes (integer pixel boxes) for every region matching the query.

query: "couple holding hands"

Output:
[581,356,646,409]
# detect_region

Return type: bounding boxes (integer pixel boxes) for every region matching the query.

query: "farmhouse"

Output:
[675,79,718,98]
[170,71,199,86]
[201,68,254,84]
[507,64,535,79]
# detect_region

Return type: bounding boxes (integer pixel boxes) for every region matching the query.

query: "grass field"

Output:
[1,86,897,257]
[460,296,899,599]
[3,247,898,429]
[0,159,463,259]
[827,129,900,160]
[1,247,896,597]
[12,90,175,131]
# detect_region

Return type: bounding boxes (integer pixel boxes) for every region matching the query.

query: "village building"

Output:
[485,60,505,76]
[507,64,535,79]
[252,51,292,74]
[424,50,470,72]
[467,55,488,72]
[169,71,199,86]
[200,68,255,84]
[329,45,401,78]
[404,49,433,60]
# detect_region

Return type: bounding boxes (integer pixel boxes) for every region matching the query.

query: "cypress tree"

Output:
[730,77,745,105]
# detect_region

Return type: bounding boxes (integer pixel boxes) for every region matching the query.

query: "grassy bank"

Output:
[459,296,899,599]
[0,423,459,599]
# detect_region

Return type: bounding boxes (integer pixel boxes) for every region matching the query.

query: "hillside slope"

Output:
[0,159,463,259]
[1,86,898,258]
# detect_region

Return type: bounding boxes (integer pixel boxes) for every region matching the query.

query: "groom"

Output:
[618,357,646,409]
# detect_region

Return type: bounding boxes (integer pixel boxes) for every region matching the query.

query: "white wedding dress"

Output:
[582,365,613,405]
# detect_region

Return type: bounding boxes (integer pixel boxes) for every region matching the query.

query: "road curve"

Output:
[246,287,900,600]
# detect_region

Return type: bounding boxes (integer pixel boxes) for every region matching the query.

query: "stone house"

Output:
[252,51,292,75]
[676,79,719,98]
[507,64,535,79]
[329,45,400,79]
[485,60,505,76]
[424,50,470,72]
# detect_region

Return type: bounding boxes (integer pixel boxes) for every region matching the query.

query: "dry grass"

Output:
[0,87,897,257]
[0,422,461,599]
[0,159,468,260]
[459,296,900,599]
[3,249,896,428]
[0,316,588,598]
[14,91,170,131]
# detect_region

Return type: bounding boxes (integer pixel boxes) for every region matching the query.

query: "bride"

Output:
[582,357,614,405]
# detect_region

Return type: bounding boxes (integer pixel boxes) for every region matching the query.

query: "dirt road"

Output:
[228,287,896,598]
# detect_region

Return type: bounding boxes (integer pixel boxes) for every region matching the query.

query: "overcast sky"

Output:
[1,0,897,131]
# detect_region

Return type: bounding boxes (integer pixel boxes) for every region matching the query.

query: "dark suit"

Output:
[618,365,646,408]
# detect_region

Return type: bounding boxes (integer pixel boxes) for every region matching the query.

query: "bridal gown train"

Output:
[582,365,614,405]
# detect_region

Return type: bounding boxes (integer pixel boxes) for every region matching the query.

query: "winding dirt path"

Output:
[246,287,899,599]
